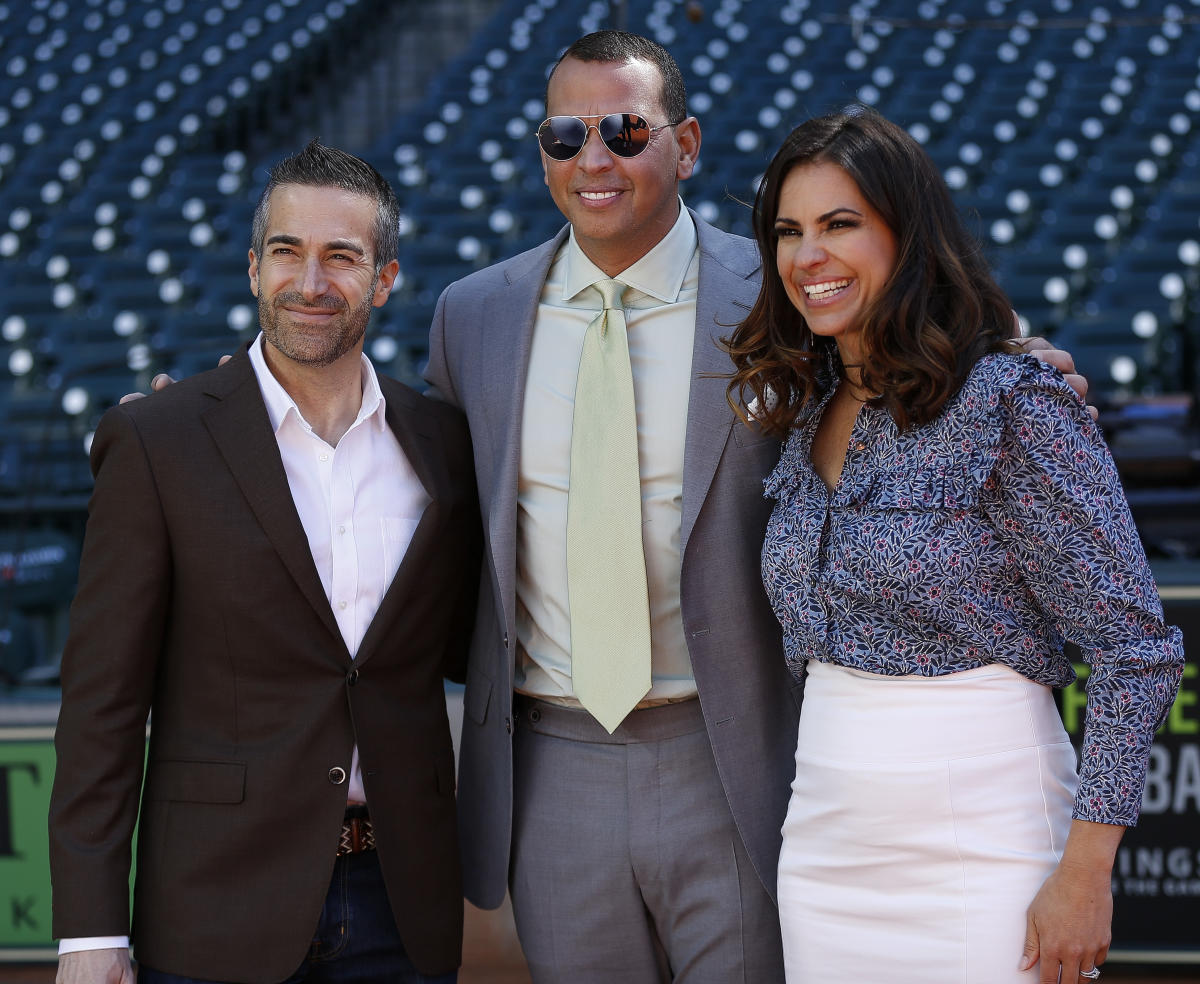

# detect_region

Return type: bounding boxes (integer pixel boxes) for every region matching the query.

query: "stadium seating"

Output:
[0,0,1197,512]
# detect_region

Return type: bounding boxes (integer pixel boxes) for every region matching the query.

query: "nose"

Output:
[297,255,330,299]
[794,240,827,269]
[576,125,615,170]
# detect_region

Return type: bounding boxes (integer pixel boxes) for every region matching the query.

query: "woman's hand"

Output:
[1019,819,1124,982]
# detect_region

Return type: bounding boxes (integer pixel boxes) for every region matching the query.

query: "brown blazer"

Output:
[48,346,480,981]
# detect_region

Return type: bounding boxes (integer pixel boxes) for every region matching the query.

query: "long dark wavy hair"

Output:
[726,107,1018,437]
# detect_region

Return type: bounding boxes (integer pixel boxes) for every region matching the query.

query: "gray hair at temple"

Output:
[250,139,400,272]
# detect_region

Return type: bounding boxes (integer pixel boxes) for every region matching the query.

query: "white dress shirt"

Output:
[515,201,700,704]
[60,335,428,955]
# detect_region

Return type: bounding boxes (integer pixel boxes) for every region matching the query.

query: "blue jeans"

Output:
[139,851,457,984]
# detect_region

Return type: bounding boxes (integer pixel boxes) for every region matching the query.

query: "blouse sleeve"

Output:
[979,356,1184,826]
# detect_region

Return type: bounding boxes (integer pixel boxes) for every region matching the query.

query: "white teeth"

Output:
[803,279,851,299]
[580,191,619,201]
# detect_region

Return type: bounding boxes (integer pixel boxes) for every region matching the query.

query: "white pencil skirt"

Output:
[778,659,1078,983]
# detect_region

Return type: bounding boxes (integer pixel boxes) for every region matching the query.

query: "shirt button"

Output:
[854,442,866,451]
[338,600,347,610]
[328,767,347,785]
[320,453,329,462]
[338,525,346,534]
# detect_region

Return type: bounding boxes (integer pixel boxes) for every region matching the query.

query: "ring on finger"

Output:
[1080,967,1101,981]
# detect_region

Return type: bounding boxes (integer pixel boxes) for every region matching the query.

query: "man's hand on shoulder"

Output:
[118,354,232,404]
[56,948,134,984]
[118,372,176,404]
[1016,336,1098,420]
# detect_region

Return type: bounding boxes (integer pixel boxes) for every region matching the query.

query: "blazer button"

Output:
[347,668,359,686]
[328,766,347,785]
[502,633,509,650]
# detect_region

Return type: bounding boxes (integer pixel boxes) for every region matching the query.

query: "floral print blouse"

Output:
[762,351,1184,825]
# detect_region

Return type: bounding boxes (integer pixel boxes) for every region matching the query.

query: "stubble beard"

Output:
[258,279,377,368]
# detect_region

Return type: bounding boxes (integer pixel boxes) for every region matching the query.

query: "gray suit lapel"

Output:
[681,214,762,557]
[482,229,567,635]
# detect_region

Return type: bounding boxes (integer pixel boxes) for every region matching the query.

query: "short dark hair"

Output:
[727,107,1017,436]
[251,139,399,270]
[547,31,688,124]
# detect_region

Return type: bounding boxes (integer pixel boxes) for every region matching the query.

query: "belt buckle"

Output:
[337,812,375,856]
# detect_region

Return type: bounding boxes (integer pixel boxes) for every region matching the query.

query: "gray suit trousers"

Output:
[508,696,785,984]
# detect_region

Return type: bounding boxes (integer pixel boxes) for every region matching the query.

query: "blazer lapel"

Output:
[480,229,567,635]
[381,378,439,507]
[354,382,443,665]
[201,350,346,650]
[680,214,762,556]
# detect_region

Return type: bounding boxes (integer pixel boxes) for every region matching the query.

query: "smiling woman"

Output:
[727,108,1017,437]
[771,162,897,367]
[725,107,1184,984]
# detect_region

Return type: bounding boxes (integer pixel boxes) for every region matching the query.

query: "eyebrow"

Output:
[818,206,863,224]
[774,206,864,227]
[265,234,366,256]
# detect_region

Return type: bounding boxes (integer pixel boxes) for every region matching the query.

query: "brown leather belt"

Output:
[337,806,375,856]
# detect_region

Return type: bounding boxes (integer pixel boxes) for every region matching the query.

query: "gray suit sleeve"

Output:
[423,284,461,409]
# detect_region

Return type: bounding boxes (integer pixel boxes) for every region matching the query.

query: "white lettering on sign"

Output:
[1141,743,1200,815]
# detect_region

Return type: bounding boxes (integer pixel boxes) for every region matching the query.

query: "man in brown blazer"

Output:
[48,141,479,984]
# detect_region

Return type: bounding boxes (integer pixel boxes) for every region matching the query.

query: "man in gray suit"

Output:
[425,31,795,982]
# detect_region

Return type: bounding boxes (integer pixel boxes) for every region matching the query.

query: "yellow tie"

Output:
[566,279,653,733]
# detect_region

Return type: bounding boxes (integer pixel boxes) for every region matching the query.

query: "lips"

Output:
[275,292,345,319]
[281,308,340,325]
[802,279,852,301]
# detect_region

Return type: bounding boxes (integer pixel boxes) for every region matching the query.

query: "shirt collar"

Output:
[247,332,388,438]
[562,197,697,304]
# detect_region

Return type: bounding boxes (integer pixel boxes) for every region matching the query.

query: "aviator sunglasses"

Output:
[537,112,684,161]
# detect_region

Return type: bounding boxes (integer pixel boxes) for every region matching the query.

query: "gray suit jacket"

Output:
[425,210,801,909]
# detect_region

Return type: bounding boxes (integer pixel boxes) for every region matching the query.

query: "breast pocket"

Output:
[732,417,780,450]
[381,516,422,584]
